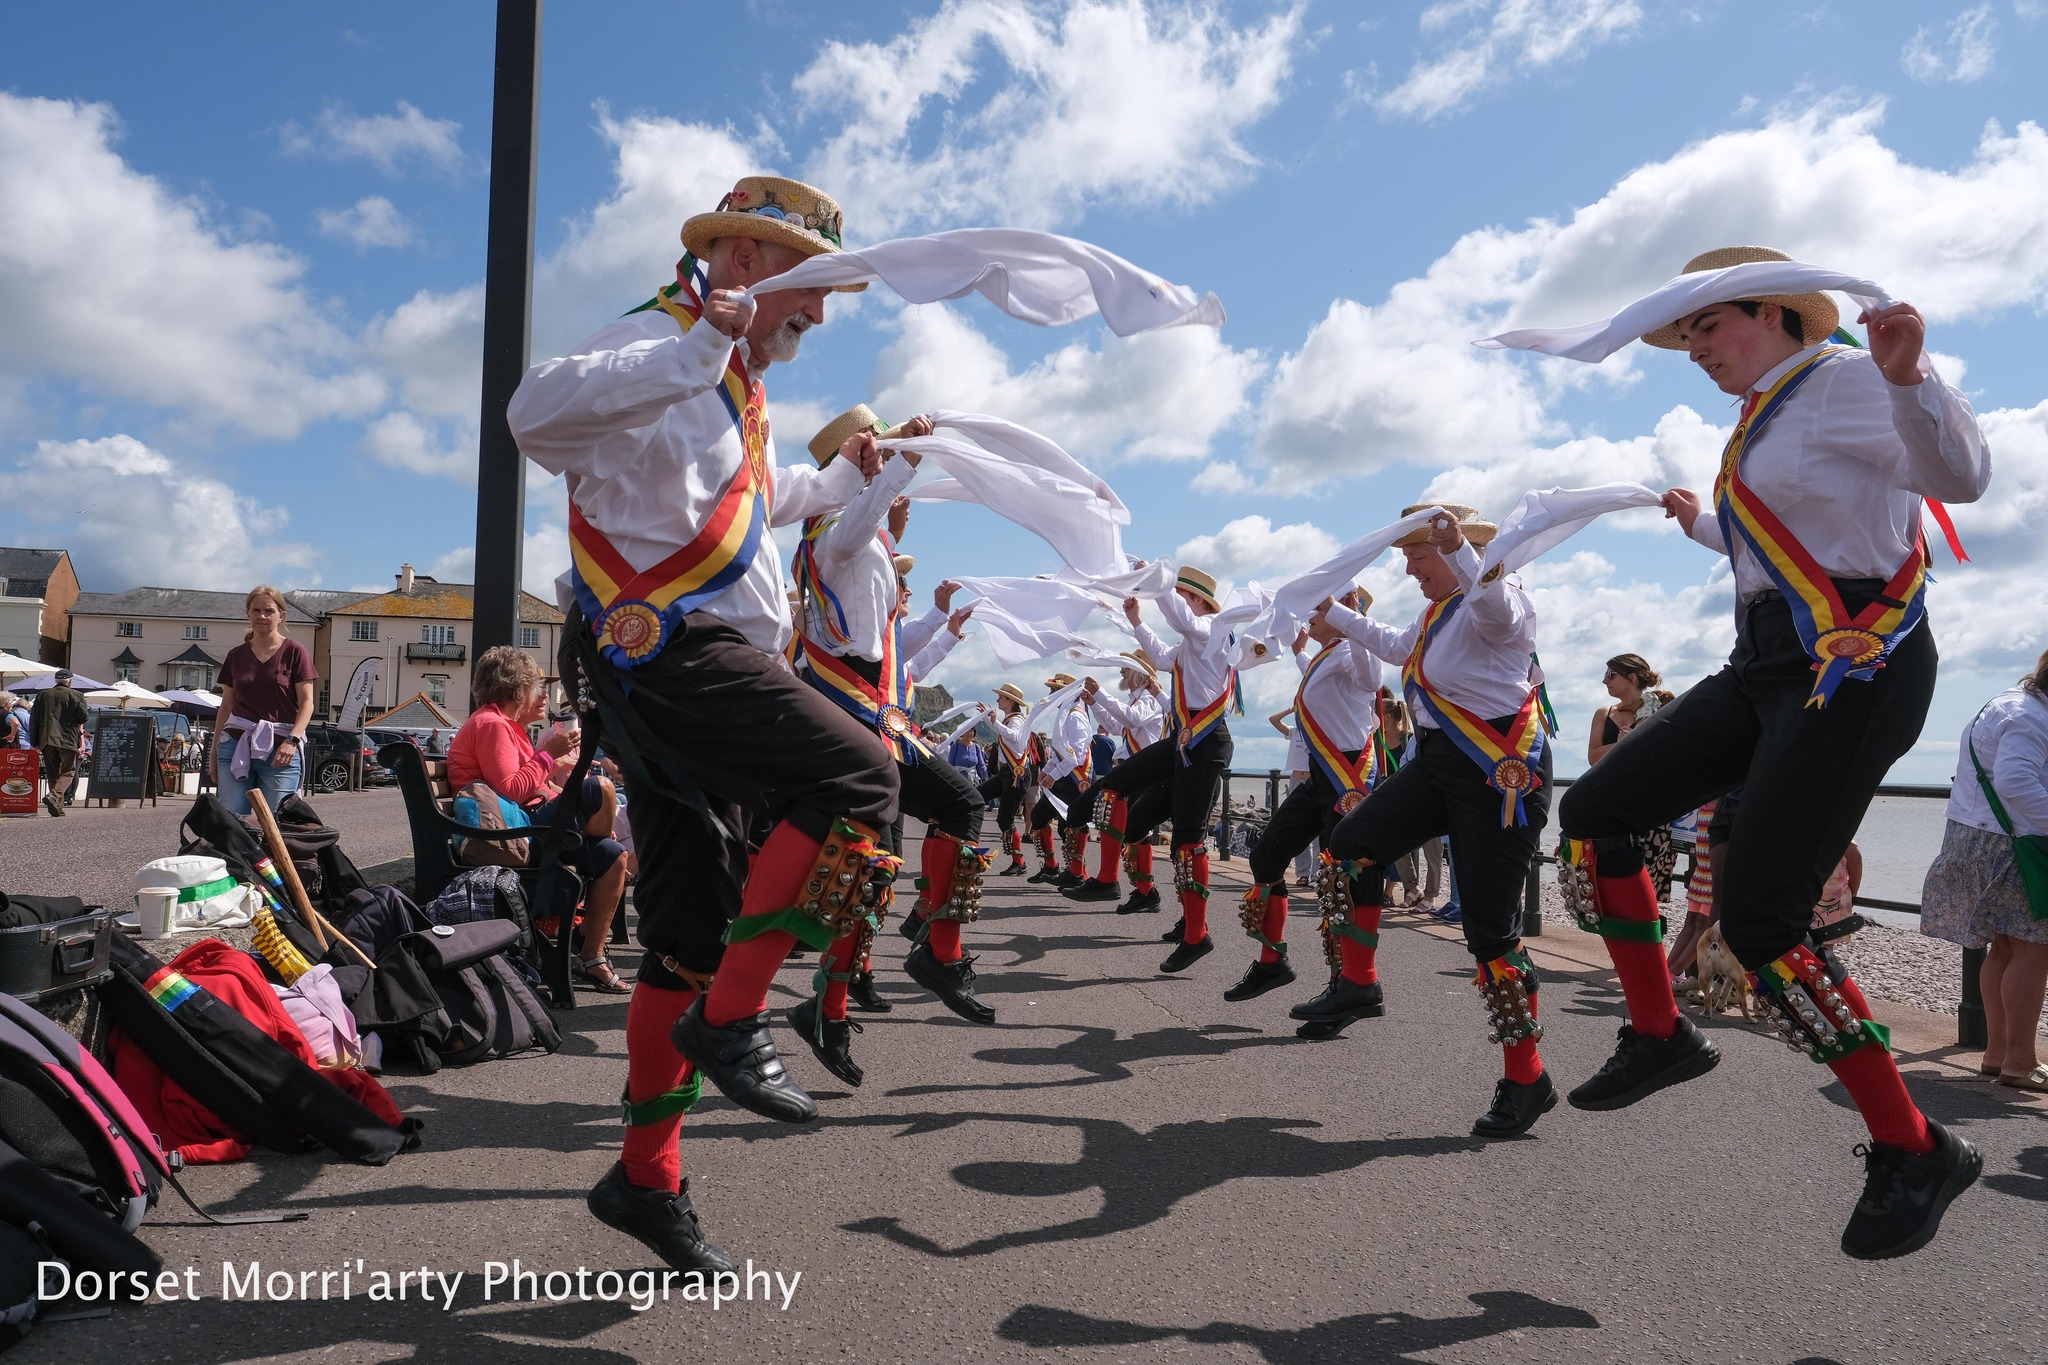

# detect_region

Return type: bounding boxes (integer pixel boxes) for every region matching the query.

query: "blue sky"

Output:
[2,0,2045,778]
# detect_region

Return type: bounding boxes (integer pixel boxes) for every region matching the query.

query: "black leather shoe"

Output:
[897,909,927,943]
[1054,870,1088,890]
[1027,864,1062,883]
[1117,887,1163,915]
[1063,879,1122,903]
[999,861,1029,877]
[789,995,864,1088]
[1289,976,1385,1022]
[1472,1073,1557,1138]
[669,998,818,1124]
[1223,957,1297,1002]
[587,1162,738,1275]
[1567,1015,1720,1111]
[904,943,997,1024]
[1841,1118,1981,1260]
[848,969,892,1013]
[1159,935,1214,973]
[1160,915,1185,943]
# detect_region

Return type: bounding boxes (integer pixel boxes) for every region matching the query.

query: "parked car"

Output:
[301,723,393,793]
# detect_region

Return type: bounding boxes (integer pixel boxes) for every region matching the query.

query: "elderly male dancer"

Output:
[1091,568,1237,973]
[1553,247,1990,1259]
[1320,507,1556,1138]
[1027,672,1095,887]
[510,177,899,1272]
[788,406,995,1086]
[1230,588,1383,1016]
[1064,653,1168,909]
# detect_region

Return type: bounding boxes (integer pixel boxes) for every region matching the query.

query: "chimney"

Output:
[398,563,415,594]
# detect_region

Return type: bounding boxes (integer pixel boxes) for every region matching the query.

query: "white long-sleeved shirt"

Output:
[1132,593,1234,722]
[906,622,962,681]
[799,455,918,662]
[899,606,948,660]
[1089,685,1166,751]
[1292,637,1382,751]
[1039,700,1094,781]
[1946,686,2048,839]
[510,305,864,655]
[1688,344,1991,609]
[988,707,1033,775]
[1330,543,1538,726]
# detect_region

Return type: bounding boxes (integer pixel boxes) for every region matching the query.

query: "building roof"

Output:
[0,548,67,581]
[285,589,379,617]
[167,644,222,666]
[71,587,317,624]
[334,582,564,625]
[110,647,142,666]
[366,693,458,729]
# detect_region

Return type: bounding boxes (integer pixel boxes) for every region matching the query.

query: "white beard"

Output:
[756,317,807,363]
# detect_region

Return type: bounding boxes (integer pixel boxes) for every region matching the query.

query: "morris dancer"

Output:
[790,406,995,1090]
[1322,507,1557,1138]
[509,176,894,1272]
[1094,568,1238,973]
[978,684,1035,876]
[1549,247,1990,1258]
[1064,653,1167,909]
[1027,673,1094,887]
[1230,588,1382,1011]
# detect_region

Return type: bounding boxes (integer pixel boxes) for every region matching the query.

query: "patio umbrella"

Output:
[84,680,171,710]
[9,671,110,692]
[158,687,222,721]
[0,650,47,678]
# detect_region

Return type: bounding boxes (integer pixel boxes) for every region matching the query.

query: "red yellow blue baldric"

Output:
[1295,642,1377,813]
[1170,656,1242,765]
[569,274,770,668]
[1711,344,1930,708]
[800,614,931,764]
[1402,595,1551,827]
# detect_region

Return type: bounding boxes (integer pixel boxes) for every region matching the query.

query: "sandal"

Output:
[574,956,632,995]
[1997,1064,2048,1091]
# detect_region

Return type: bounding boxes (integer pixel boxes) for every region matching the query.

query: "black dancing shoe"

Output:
[1567,1015,1719,1111]
[897,909,927,943]
[848,969,892,1013]
[1160,915,1185,943]
[1289,976,1385,1022]
[1472,1073,1558,1139]
[1223,958,1297,1002]
[669,998,818,1124]
[1117,887,1163,915]
[788,995,864,1088]
[1027,864,1063,884]
[1063,879,1122,903]
[1840,1119,1981,1260]
[1000,861,1029,877]
[1054,870,1088,890]
[587,1162,738,1276]
[904,943,997,1024]
[1159,935,1214,973]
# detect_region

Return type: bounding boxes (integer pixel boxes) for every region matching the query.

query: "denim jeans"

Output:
[215,731,303,816]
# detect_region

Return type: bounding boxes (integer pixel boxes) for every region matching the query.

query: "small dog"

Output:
[1694,923,1754,1021]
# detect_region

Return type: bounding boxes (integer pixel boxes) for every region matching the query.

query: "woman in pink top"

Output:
[451,646,630,992]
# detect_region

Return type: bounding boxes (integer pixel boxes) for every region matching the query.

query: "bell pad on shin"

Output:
[1751,944,1888,1064]
[1558,838,1601,934]
[929,836,992,925]
[791,817,903,944]
[1474,949,1542,1046]
[1173,844,1209,898]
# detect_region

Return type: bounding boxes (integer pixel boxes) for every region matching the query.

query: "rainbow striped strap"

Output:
[1296,644,1375,809]
[1402,594,1547,827]
[1712,346,1930,708]
[799,621,930,764]
[569,283,771,669]
[1170,657,1237,760]
[144,966,200,1013]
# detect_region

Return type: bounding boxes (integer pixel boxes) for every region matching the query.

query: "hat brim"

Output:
[681,213,866,292]
[1394,522,1498,549]
[1641,291,1840,350]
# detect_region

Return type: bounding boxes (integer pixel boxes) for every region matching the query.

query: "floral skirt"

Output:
[1920,819,2048,948]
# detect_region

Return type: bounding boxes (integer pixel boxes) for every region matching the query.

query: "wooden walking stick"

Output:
[247,789,377,970]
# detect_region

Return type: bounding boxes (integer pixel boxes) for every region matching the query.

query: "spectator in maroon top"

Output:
[449,645,629,993]
[209,585,317,817]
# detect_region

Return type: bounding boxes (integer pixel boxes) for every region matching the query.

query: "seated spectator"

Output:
[449,646,630,994]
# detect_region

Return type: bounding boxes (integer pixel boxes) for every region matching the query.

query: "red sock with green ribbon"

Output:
[1595,862,1679,1040]
[1065,829,1088,878]
[1131,843,1155,890]
[1340,900,1382,986]
[622,982,698,1192]
[1094,798,1125,883]
[819,929,858,1020]
[704,821,818,1027]
[1177,844,1210,944]
[1036,827,1056,866]
[1258,893,1287,965]
[919,834,965,964]
[1504,994,1542,1084]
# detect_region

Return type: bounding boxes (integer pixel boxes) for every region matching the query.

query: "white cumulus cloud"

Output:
[1902,5,1999,83]
[315,195,416,250]
[279,101,465,177]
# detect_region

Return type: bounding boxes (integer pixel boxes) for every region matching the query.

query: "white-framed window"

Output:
[115,621,142,638]
[424,675,448,706]
[176,664,212,690]
[350,620,379,642]
[518,626,541,649]
[183,625,208,641]
[115,663,139,683]
[422,624,457,646]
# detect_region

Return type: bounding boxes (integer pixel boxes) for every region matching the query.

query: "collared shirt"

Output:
[1132,593,1232,713]
[509,308,865,655]
[800,455,919,662]
[1330,542,1538,725]
[1089,685,1166,751]
[990,708,1033,770]
[1039,701,1093,781]
[1687,343,1991,607]
[1947,686,2048,838]
[1292,637,1382,751]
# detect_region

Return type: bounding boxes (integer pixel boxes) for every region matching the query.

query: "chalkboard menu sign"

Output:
[87,713,156,802]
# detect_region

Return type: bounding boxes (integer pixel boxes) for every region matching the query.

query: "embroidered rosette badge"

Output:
[597,601,665,663]
[1337,791,1366,813]
[1814,628,1885,666]
[878,705,913,738]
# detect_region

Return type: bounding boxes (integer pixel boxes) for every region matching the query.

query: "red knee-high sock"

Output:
[704,821,818,1026]
[1005,830,1025,867]
[1178,845,1210,943]
[1597,865,1680,1039]
[820,929,859,1020]
[1504,994,1543,1084]
[919,834,965,963]
[1340,901,1382,986]
[1258,893,1288,965]
[1835,974,1873,1019]
[1066,829,1088,878]
[622,983,697,1192]
[1829,980,1932,1152]
[926,918,963,963]
[1132,843,1155,890]
[1094,798,1125,884]
[1035,827,1056,865]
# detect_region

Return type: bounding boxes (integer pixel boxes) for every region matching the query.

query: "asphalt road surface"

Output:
[13,832,2046,1363]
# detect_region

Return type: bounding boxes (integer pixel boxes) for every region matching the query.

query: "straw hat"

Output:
[1341,585,1374,613]
[807,404,890,468]
[1119,649,1157,679]
[893,555,915,578]
[1175,566,1221,611]
[1045,672,1077,690]
[681,176,864,292]
[1394,503,1497,549]
[993,683,1026,708]
[1639,246,1840,350]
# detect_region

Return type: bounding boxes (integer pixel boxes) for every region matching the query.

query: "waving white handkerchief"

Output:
[1252,509,1446,646]
[1477,484,1666,580]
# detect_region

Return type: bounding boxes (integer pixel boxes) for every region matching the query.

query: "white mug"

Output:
[135,886,179,939]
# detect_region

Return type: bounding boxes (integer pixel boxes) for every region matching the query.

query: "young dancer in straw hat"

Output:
[977,683,1036,876]
[1027,672,1096,887]
[1553,245,1991,1259]
[1066,652,1169,910]
[1228,586,1383,1011]
[786,406,996,1089]
[509,175,892,1273]
[1319,507,1559,1137]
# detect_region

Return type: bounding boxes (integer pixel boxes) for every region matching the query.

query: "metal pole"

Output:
[1216,774,1231,862]
[1958,945,1987,1049]
[1267,768,1281,816]
[471,0,543,669]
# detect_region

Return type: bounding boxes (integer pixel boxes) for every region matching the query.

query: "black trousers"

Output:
[1329,725,1552,964]
[1559,589,1936,969]
[580,611,899,984]
[1030,773,1087,835]
[979,764,1028,834]
[899,748,984,841]
[1101,726,1233,849]
[1249,760,1359,887]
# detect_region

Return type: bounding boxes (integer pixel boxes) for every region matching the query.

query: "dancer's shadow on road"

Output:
[1986,1144,2048,1203]
[996,1289,1598,1362]
[885,1020,1295,1097]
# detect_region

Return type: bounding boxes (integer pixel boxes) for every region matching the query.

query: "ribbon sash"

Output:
[570,283,771,668]
[1170,656,1239,760]
[800,618,929,764]
[1295,643,1376,810]
[1711,346,1929,708]
[1401,595,1547,827]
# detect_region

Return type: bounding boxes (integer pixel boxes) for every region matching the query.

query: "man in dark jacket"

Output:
[30,670,89,816]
